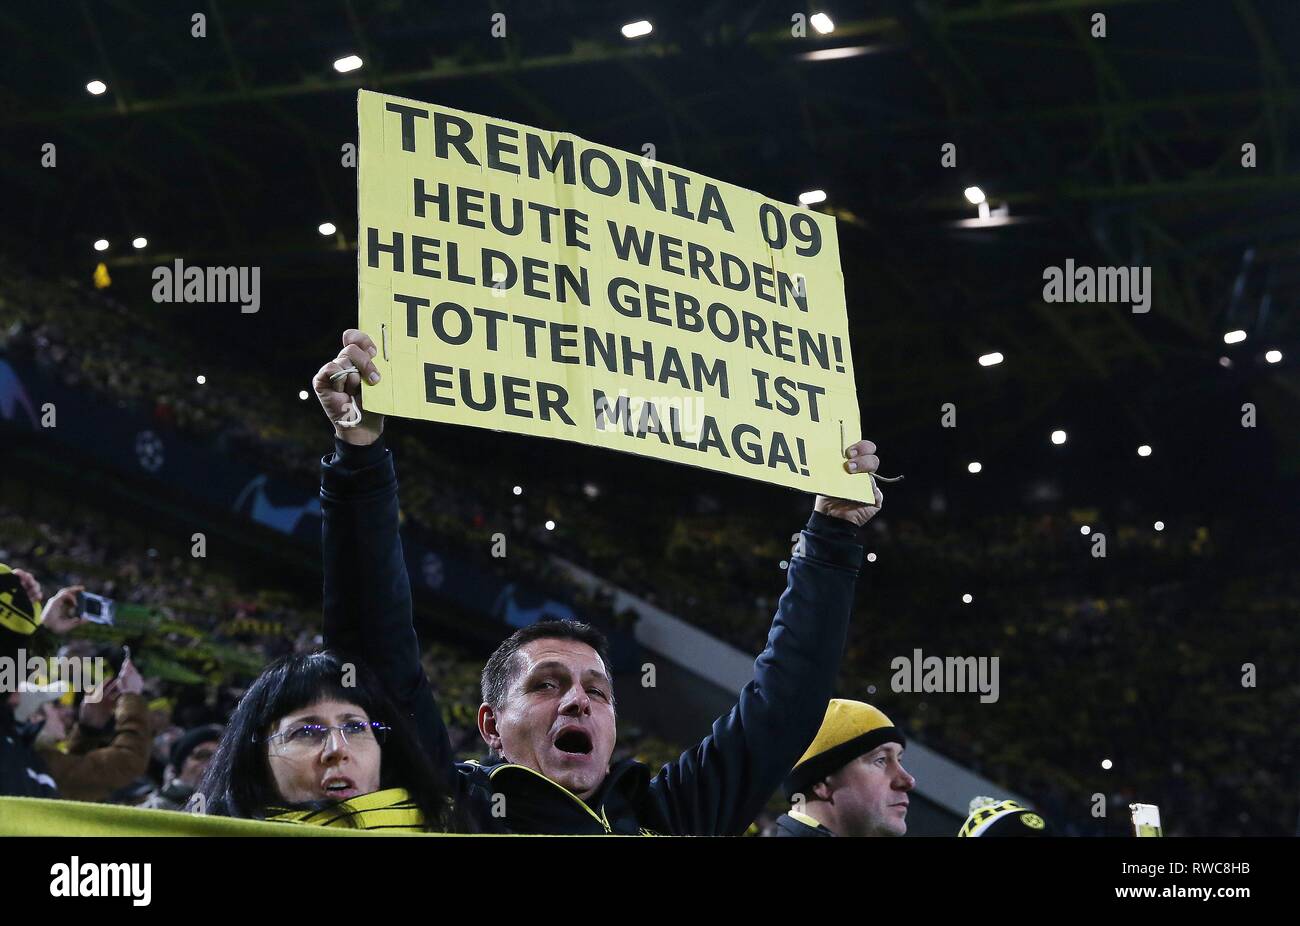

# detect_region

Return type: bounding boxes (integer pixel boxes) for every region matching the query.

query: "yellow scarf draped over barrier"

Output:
[0,793,455,837]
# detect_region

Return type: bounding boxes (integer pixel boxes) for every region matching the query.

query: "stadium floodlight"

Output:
[962,593,973,604]
[1080,525,1091,535]
[298,390,309,401]
[1137,444,1152,457]
[1219,356,1232,368]
[621,20,652,38]
[86,80,107,95]
[1101,758,1113,770]
[798,189,827,206]
[964,186,986,205]
[93,239,109,252]
[1265,349,1282,364]
[1223,329,1247,344]
[513,485,522,496]
[866,552,877,562]
[967,461,982,474]
[318,222,337,236]
[544,520,556,531]
[333,55,363,73]
[132,237,147,249]
[196,375,206,385]
[797,45,875,62]
[1154,520,1165,531]
[810,12,835,34]
[1051,429,1067,445]
[978,351,1003,367]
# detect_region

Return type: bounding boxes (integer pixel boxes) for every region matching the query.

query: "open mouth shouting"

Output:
[551,725,594,762]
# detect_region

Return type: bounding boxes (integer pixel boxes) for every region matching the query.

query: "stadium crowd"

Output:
[0,501,689,805]
[1,260,1295,835]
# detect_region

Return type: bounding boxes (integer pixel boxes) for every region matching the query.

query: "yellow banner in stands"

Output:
[357,90,868,501]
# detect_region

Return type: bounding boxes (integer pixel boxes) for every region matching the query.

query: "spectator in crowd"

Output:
[140,723,222,812]
[957,796,1055,837]
[1,568,86,798]
[34,652,150,802]
[774,700,915,837]
[12,683,68,729]
[197,650,467,831]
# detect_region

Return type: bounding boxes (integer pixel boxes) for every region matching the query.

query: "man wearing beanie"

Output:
[774,699,915,837]
[142,724,223,811]
[957,796,1055,837]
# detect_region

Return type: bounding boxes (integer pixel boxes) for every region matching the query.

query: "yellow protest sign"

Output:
[357,90,868,500]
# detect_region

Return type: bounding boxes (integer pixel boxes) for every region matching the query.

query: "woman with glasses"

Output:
[197,651,467,832]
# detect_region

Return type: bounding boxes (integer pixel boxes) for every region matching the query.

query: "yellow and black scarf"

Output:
[265,787,426,831]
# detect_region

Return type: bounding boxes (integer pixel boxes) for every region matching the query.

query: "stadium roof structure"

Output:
[3,0,1299,504]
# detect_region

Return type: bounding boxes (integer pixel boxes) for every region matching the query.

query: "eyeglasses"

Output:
[264,720,390,757]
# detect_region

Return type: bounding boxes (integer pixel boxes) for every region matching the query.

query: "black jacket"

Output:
[320,438,864,835]
[0,707,59,799]
[774,811,835,837]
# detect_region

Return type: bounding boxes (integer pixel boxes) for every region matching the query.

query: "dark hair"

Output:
[480,619,613,710]
[197,650,466,831]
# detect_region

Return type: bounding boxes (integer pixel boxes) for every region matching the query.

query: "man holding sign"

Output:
[315,93,883,834]
[314,329,883,834]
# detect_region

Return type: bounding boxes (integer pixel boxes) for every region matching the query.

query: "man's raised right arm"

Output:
[315,329,455,775]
